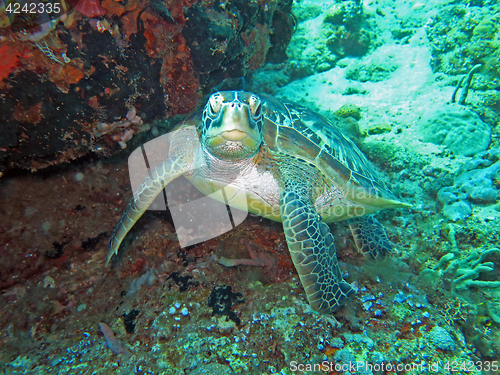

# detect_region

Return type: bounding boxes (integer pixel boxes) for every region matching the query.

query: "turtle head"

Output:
[200,91,263,160]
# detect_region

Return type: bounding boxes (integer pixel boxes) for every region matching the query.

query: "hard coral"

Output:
[427,326,456,351]
[426,3,500,88]
[334,103,361,120]
[324,1,363,29]
[324,1,371,57]
[419,103,491,157]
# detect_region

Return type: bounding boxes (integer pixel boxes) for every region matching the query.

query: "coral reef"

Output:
[323,0,372,58]
[283,0,376,77]
[415,208,500,358]
[0,122,493,373]
[2,0,500,371]
[183,0,293,89]
[420,246,500,294]
[426,3,500,90]
[0,0,294,173]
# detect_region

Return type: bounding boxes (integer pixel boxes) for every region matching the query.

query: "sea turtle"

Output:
[107,91,409,313]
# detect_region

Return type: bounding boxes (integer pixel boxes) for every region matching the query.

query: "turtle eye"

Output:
[249,95,262,118]
[208,93,223,116]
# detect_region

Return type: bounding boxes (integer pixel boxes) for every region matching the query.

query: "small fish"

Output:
[99,322,133,358]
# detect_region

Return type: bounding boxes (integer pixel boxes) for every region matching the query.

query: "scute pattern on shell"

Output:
[262,97,396,201]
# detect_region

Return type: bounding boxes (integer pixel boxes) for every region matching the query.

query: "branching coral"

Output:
[419,247,500,293]
[445,248,500,292]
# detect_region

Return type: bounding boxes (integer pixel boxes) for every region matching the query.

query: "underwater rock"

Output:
[419,103,491,157]
[285,0,374,77]
[454,160,500,203]
[437,149,500,220]
[183,0,293,89]
[323,0,372,57]
[0,0,294,174]
[441,201,472,222]
[427,326,455,351]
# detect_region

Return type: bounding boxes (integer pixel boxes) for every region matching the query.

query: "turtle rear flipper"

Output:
[280,189,356,314]
[348,215,394,261]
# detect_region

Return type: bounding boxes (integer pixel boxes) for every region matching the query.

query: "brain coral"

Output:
[419,103,491,157]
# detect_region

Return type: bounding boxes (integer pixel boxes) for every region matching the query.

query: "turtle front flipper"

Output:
[348,215,394,261]
[107,157,190,265]
[280,189,356,314]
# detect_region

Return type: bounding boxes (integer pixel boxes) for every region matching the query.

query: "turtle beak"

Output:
[209,129,259,150]
[221,129,248,141]
[206,103,261,158]
[207,130,259,158]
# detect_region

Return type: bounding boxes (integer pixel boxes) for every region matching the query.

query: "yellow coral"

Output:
[333,103,361,120]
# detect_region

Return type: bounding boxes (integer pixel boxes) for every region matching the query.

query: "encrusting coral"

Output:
[333,103,362,120]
